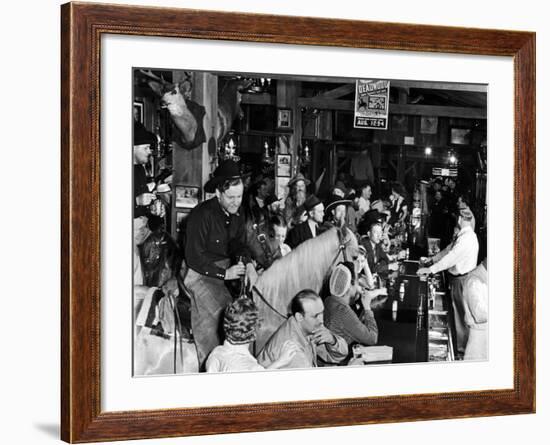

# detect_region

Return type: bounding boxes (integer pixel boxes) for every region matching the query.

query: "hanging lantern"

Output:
[303,141,311,164]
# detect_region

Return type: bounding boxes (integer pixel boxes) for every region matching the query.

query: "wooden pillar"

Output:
[276,81,301,166]
[275,80,301,202]
[171,71,217,238]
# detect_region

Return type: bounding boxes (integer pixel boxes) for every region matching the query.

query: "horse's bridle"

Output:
[329,226,352,269]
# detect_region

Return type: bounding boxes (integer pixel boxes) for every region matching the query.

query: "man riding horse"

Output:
[182,160,254,370]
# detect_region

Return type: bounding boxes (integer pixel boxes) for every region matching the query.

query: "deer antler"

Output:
[139,69,168,84]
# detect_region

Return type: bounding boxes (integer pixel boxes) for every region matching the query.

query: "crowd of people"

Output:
[133,125,487,373]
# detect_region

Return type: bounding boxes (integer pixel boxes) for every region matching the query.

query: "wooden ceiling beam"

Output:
[296,97,486,118]
[390,103,486,118]
[219,70,487,93]
[241,93,276,105]
[314,84,355,99]
[242,94,486,118]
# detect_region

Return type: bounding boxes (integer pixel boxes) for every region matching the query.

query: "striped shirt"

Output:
[324,295,378,346]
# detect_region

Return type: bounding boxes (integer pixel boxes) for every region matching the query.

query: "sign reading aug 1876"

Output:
[354,79,390,130]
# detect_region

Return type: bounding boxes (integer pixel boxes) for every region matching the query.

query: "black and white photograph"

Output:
[132,67,488,376]
[175,185,200,208]
[276,154,292,177]
[277,108,292,129]
[133,100,144,125]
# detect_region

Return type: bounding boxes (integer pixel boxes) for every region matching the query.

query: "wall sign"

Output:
[354,79,390,130]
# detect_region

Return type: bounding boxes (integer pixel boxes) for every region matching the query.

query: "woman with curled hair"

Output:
[206,298,298,373]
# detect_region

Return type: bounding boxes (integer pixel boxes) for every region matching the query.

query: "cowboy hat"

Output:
[391,181,407,197]
[288,173,311,188]
[325,194,352,214]
[204,160,241,193]
[303,194,322,211]
[332,181,347,197]
[133,121,156,146]
[357,209,388,235]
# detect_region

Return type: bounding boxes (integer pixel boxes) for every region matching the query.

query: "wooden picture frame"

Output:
[174,185,201,209]
[133,100,144,124]
[450,127,473,145]
[421,116,438,134]
[276,154,292,177]
[61,2,535,443]
[277,108,293,130]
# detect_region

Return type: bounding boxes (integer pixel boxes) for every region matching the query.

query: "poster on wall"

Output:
[276,154,292,177]
[354,79,390,130]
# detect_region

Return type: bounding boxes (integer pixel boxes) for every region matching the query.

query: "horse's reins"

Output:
[251,285,288,320]
[252,227,352,320]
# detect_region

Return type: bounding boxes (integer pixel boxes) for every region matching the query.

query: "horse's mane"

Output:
[254,227,351,314]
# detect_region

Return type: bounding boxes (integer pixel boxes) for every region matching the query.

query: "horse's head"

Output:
[336,225,359,264]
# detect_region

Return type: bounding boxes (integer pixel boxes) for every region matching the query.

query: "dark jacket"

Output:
[184,197,250,280]
[286,220,315,249]
[361,237,390,276]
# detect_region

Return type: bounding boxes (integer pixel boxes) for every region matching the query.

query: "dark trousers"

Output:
[449,273,471,355]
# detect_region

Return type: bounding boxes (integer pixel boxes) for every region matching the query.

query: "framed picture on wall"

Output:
[421,116,438,134]
[450,127,472,145]
[133,100,144,124]
[276,154,292,177]
[175,185,200,208]
[277,108,292,130]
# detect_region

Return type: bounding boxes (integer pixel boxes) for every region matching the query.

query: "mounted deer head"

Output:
[140,70,206,150]
[140,71,253,150]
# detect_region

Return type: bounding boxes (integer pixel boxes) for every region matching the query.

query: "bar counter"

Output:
[372,260,455,364]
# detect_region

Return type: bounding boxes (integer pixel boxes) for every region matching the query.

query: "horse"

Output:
[134,226,357,374]
[250,226,359,352]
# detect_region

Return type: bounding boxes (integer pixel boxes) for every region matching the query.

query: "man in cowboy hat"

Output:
[284,172,311,227]
[331,181,347,198]
[183,159,253,370]
[286,195,325,249]
[264,194,283,217]
[324,194,352,230]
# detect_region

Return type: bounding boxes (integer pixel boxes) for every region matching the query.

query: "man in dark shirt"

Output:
[286,195,325,249]
[360,214,399,277]
[183,160,251,370]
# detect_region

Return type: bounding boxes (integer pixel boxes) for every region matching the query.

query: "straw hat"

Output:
[288,173,311,188]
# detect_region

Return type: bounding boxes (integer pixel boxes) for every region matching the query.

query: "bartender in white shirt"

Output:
[417,208,479,356]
